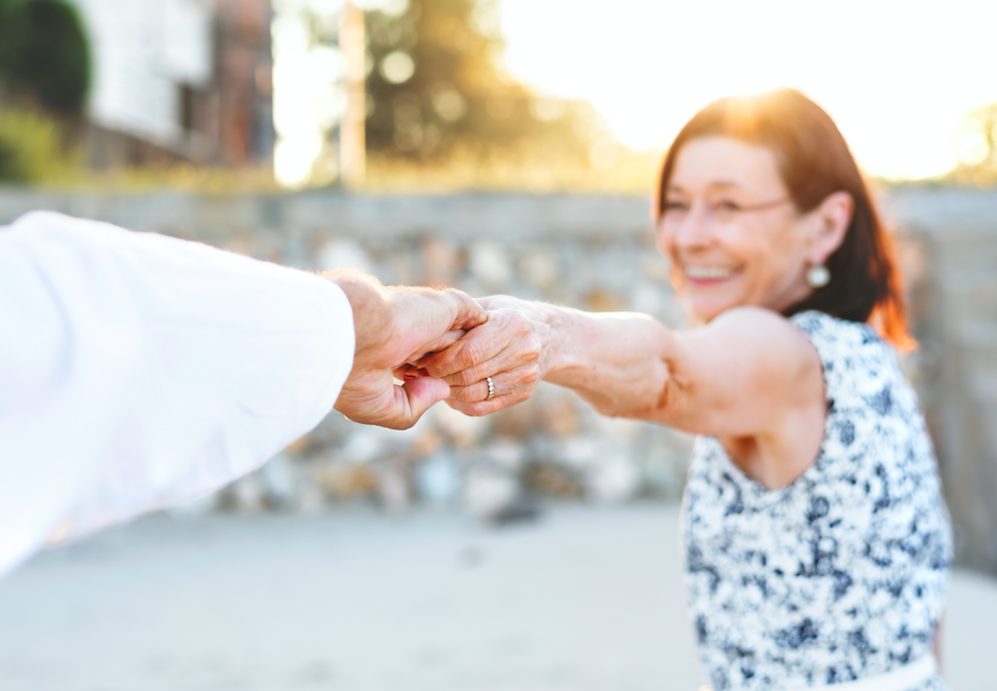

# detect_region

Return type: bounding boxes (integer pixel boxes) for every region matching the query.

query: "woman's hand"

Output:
[416,296,553,416]
[329,270,488,429]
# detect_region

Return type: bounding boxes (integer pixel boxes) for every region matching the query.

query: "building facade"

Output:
[68,0,274,167]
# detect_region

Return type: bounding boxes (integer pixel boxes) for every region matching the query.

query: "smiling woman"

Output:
[419,89,953,691]
[655,90,912,348]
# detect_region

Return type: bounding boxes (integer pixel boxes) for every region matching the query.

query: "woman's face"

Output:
[656,136,820,324]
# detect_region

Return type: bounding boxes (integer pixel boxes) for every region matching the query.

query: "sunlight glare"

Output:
[499,0,997,180]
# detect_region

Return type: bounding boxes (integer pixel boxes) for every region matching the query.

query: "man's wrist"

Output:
[323,269,391,361]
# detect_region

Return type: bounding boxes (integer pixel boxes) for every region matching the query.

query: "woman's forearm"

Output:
[419,295,681,420]
[426,296,824,455]
[537,303,676,419]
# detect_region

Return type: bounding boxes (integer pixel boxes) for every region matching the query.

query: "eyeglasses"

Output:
[660,196,791,226]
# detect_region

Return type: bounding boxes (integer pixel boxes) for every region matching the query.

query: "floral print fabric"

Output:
[681,311,952,691]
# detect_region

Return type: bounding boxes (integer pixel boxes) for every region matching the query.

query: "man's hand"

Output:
[327,270,488,429]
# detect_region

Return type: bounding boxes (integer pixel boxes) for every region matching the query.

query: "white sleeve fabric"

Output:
[0,211,355,577]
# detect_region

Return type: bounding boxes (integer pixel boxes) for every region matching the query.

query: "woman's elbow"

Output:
[595,376,674,421]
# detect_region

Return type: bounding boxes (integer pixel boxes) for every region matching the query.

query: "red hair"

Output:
[654,89,913,350]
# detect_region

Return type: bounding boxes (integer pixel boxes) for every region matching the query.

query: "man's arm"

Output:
[0,211,483,577]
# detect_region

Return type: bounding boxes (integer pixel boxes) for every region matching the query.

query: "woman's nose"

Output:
[664,203,713,253]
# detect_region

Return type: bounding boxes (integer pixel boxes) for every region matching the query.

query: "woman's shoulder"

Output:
[789,310,906,406]
[788,310,891,363]
[789,309,881,347]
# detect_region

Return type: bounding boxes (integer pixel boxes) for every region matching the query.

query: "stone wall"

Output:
[884,189,997,575]
[1,189,995,570]
[0,192,696,521]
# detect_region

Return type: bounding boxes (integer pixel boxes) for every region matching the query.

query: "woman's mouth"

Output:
[683,265,739,285]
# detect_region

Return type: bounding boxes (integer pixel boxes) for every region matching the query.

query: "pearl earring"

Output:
[806,264,830,288]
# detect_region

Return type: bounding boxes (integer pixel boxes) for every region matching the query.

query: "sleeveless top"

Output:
[681,311,952,691]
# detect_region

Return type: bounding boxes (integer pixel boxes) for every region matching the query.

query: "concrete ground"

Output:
[0,504,993,691]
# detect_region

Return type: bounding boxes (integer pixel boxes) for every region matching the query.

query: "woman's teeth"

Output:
[685,266,735,280]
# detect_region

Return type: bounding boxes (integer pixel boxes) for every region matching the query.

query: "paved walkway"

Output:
[0,505,993,690]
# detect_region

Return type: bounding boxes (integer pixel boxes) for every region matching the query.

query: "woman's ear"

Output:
[808,191,853,265]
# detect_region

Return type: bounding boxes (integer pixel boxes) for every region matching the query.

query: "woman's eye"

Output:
[716,200,740,212]
[664,201,688,212]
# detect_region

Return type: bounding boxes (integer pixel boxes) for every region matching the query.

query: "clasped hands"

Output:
[329,271,547,429]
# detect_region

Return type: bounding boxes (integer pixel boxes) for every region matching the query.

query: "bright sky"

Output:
[498,0,997,180]
[273,0,997,185]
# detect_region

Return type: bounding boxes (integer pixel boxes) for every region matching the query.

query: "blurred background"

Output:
[1,0,996,688]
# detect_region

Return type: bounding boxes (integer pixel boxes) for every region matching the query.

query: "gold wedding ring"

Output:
[485,376,495,401]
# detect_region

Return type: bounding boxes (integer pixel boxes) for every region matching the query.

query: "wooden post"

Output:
[339,1,366,188]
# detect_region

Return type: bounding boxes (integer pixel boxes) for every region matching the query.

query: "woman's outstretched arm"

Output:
[419,296,826,486]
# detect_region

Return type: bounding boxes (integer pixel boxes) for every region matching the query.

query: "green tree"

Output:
[296,0,605,167]
[0,107,78,182]
[0,0,27,84]
[0,0,91,117]
[0,0,88,182]
[361,0,597,163]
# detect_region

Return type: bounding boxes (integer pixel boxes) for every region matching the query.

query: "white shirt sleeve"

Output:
[0,211,355,577]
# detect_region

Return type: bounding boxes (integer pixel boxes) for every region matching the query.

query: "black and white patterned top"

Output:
[681,311,952,691]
